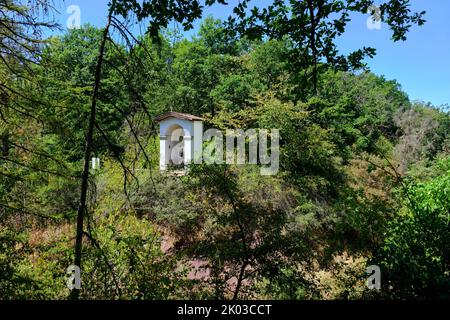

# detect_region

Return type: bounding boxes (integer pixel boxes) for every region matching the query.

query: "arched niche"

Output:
[165,124,185,168]
[155,112,204,172]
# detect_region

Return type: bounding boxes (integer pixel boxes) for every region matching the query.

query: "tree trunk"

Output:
[233,260,248,300]
[1,132,9,157]
[70,10,113,300]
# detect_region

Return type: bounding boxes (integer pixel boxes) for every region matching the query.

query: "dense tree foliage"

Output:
[1,0,448,300]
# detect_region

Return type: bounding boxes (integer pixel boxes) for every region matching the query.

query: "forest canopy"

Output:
[0,0,448,300]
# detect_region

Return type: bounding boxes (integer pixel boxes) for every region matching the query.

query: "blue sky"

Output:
[49,0,449,106]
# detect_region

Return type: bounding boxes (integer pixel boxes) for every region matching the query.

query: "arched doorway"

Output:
[155,112,204,172]
[166,124,185,168]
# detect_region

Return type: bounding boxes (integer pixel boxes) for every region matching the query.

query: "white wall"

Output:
[159,117,203,170]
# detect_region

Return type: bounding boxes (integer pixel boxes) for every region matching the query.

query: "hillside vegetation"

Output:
[0,1,448,300]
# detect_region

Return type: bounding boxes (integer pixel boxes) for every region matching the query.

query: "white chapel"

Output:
[155,112,204,171]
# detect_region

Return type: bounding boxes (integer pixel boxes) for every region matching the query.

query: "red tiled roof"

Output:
[154,112,204,122]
